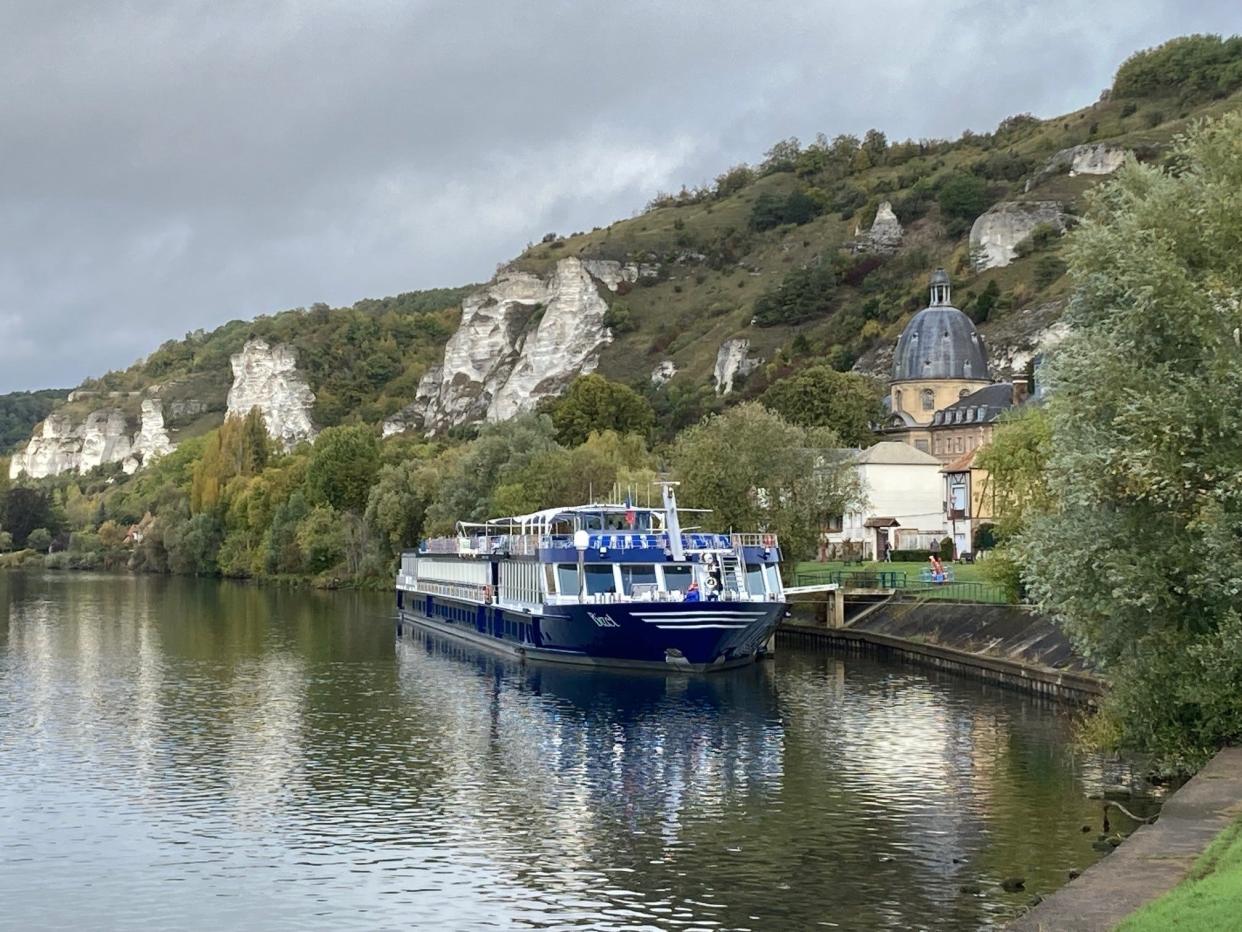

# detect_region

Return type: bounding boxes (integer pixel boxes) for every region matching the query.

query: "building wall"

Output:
[931,423,996,461]
[825,460,946,557]
[890,379,991,426]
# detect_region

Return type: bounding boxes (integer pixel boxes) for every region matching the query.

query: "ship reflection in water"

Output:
[0,573,1150,931]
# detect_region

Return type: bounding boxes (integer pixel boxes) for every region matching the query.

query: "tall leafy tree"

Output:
[759,366,883,446]
[1018,114,1242,769]
[305,424,381,513]
[544,375,654,447]
[669,403,863,573]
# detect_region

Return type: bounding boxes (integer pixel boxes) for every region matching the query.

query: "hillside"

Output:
[7,34,1242,470]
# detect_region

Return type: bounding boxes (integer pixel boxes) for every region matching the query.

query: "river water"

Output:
[0,572,1145,930]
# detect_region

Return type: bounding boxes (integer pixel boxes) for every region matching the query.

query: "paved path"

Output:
[1008,747,1242,931]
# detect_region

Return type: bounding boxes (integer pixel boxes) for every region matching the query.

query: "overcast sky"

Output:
[0,1,1238,392]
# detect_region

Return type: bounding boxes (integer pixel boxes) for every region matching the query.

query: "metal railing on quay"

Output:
[793,569,1015,605]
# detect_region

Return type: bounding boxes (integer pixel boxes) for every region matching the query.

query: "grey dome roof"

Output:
[892,305,990,381]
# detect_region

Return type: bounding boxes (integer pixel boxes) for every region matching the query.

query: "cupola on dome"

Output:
[891,269,989,382]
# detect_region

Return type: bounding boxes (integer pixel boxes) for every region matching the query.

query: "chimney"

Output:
[1011,377,1029,407]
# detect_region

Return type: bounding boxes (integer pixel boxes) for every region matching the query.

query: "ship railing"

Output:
[421,531,778,556]
[409,579,489,602]
[730,533,779,550]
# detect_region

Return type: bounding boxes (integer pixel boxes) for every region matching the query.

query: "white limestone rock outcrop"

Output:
[1026,143,1128,191]
[650,360,678,387]
[713,338,761,395]
[400,256,630,435]
[969,201,1070,271]
[852,201,903,254]
[7,406,162,479]
[132,399,174,463]
[226,338,317,448]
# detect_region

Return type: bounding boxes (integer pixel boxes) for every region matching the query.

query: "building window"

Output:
[921,389,935,411]
[955,436,964,453]
[894,389,903,412]
[914,439,929,452]
[959,388,970,399]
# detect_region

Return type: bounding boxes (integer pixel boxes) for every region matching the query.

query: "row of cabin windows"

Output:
[552,562,778,597]
[420,596,531,642]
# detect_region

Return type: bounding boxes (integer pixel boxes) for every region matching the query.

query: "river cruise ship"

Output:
[395,484,785,672]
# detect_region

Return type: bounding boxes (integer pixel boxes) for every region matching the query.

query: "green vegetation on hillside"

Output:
[512,35,1242,434]
[85,284,475,432]
[0,389,70,452]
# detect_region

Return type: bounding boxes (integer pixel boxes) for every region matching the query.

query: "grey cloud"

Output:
[0,0,1238,390]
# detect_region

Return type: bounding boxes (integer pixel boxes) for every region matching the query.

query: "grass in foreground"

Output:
[1116,817,1242,931]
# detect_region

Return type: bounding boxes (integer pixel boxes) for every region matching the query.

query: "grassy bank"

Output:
[1117,817,1242,931]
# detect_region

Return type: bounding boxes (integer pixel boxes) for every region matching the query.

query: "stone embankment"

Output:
[780,599,1104,703]
[1008,747,1242,931]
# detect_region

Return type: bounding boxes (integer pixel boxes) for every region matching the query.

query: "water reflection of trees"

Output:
[1,573,1152,930]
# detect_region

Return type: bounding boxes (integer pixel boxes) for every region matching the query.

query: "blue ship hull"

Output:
[396,591,783,672]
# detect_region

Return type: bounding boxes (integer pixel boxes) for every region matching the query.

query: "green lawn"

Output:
[791,560,1011,603]
[794,559,993,584]
[1116,818,1242,931]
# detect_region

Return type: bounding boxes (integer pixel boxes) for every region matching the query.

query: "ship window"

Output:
[745,563,766,596]
[662,565,694,595]
[584,564,617,595]
[763,564,782,596]
[619,564,658,595]
[556,564,579,596]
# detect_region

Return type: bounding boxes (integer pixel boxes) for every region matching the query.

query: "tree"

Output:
[305,424,380,513]
[423,414,559,533]
[937,172,991,235]
[760,366,884,446]
[2,487,59,547]
[544,375,655,447]
[752,262,842,326]
[669,403,864,574]
[26,527,51,552]
[296,505,346,573]
[190,409,271,513]
[1016,114,1242,770]
[366,459,434,558]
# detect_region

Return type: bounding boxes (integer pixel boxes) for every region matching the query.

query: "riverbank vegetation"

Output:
[987,113,1242,771]
[0,391,868,590]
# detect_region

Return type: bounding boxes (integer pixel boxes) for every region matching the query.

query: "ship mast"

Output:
[658,481,685,561]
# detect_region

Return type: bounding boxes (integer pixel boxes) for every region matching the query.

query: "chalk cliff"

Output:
[8,402,175,479]
[969,201,1070,271]
[386,256,631,436]
[226,338,317,448]
[713,338,761,395]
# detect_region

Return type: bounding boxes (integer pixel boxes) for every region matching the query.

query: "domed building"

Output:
[878,268,1023,462]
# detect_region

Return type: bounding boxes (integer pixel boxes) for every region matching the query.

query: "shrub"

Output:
[973,523,997,551]
[26,527,52,551]
[1034,254,1068,288]
[889,549,931,562]
[940,536,955,559]
[749,189,824,231]
[752,261,843,326]
[1113,34,1242,102]
[603,303,637,333]
[938,173,992,235]
[714,164,755,198]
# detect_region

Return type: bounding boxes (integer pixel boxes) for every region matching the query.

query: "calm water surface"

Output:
[0,572,1146,930]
